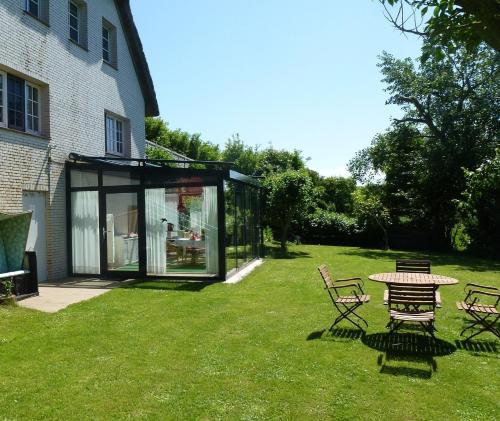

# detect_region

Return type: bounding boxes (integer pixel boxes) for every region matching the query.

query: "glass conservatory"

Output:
[67,154,261,281]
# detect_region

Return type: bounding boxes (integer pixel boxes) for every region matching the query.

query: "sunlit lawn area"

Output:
[1,245,499,420]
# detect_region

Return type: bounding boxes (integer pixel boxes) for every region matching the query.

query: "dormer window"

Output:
[102,19,117,68]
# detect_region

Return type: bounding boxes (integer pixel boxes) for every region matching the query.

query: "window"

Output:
[105,114,125,155]
[102,19,117,67]
[26,0,39,18]
[69,1,79,43]
[0,73,42,135]
[68,1,87,48]
[7,75,25,132]
[25,0,49,23]
[0,72,6,128]
[26,83,40,133]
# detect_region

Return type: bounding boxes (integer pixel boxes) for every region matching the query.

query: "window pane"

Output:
[71,191,100,274]
[71,169,99,188]
[70,2,78,16]
[70,28,79,42]
[0,74,3,124]
[146,186,219,275]
[7,75,24,131]
[103,171,139,186]
[28,0,39,17]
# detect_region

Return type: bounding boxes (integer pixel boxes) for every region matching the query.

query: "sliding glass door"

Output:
[104,192,140,273]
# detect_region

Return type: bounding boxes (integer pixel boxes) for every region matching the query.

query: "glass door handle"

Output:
[102,227,107,240]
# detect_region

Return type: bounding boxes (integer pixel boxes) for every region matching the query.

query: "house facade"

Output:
[0,0,158,281]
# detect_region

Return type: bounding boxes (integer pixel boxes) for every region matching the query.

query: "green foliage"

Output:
[349,44,500,248]
[301,209,359,244]
[262,226,274,244]
[353,187,391,249]
[145,146,174,161]
[262,170,314,250]
[380,0,500,57]
[457,149,500,256]
[0,279,13,297]
[222,134,260,175]
[315,176,357,213]
[145,117,220,162]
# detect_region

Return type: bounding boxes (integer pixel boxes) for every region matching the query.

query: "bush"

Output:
[300,209,360,245]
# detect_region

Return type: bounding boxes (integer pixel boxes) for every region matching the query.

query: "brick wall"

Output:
[0,0,147,279]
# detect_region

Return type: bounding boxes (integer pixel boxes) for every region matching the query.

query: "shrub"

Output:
[300,209,360,245]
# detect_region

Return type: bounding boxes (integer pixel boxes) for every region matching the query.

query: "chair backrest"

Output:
[318,264,335,289]
[388,283,437,311]
[396,259,431,274]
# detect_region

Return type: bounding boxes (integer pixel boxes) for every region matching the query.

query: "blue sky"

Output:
[130,0,422,177]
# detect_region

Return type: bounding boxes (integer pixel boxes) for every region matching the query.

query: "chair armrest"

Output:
[469,290,500,298]
[326,282,359,290]
[465,283,498,292]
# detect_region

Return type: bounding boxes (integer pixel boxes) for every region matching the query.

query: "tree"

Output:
[316,176,357,213]
[262,170,314,251]
[222,134,260,175]
[145,117,220,162]
[353,187,391,250]
[379,0,500,55]
[457,149,500,256]
[349,44,499,247]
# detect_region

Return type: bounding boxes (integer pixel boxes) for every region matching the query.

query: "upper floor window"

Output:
[0,72,42,135]
[0,72,5,128]
[68,1,88,48]
[69,1,79,43]
[25,0,49,24]
[102,19,117,67]
[105,114,125,156]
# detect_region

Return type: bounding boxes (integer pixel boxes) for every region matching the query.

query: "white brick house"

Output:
[0,0,158,281]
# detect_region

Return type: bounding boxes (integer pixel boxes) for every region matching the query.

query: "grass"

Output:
[1,245,499,420]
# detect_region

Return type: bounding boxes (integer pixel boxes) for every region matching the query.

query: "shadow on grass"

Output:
[337,248,500,273]
[266,246,312,260]
[307,327,364,341]
[362,332,456,356]
[377,351,437,379]
[455,339,498,354]
[121,281,214,292]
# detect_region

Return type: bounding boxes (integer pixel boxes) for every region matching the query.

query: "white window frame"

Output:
[0,71,7,128]
[25,0,40,18]
[102,26,110,63]
[25,82,41,135]
[105,114,124,156]
[69,1,80,44]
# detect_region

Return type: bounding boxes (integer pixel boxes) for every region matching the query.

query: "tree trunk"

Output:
[280,222,290,251]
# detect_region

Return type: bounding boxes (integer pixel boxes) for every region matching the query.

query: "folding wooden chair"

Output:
[384,259,441,307]
[456,283,499,342]
[387,283,437,337]
[317,264,370,331]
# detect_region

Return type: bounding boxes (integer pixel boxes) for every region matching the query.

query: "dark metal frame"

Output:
[66,155,261,282]
[458,283,500,342]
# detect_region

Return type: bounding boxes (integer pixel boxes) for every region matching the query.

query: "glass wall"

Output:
[225,181,260,276]
[145,185,219,276]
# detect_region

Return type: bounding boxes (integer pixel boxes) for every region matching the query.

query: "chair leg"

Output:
[461,313,500,342]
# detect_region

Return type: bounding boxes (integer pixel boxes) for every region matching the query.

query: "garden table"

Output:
[368,272,459,286]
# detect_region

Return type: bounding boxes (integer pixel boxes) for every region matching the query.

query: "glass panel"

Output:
[146,186,219,275]
[225,181,237,274]
[7,75,24,131]
[70,169,98,188]
[28,0,39,17]
[106,193,139,272]
[144,173,218,186]
[71,191,100,274]
[103,171,139,186]
[235,183,245,266]
[0,73,3,124]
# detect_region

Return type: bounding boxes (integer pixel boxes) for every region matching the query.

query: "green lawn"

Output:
[1,245,499,420]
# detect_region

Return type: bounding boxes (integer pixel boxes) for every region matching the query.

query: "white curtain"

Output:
[145,189,167,274]
[71,191,100,274]
[203,186,219,274]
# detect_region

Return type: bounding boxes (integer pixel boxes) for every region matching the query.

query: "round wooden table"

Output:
[368,272,459,285]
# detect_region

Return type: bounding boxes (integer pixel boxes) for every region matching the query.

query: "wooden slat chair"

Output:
[456,283,499,342]
[317,264,370,331]
[383,259,441,307]
[387,283,437,337]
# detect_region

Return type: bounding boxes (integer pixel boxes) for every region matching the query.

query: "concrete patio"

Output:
[18,277,128,313]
